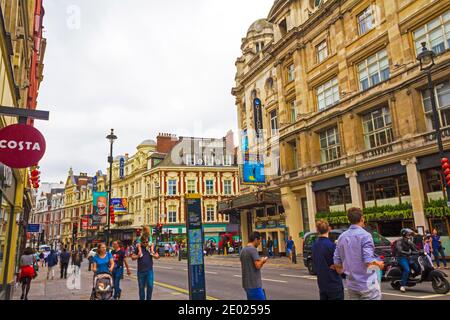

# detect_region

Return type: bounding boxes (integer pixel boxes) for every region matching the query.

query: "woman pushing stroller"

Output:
[91,243,115,300]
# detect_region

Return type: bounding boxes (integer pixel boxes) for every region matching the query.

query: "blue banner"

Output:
[119,157,125,179]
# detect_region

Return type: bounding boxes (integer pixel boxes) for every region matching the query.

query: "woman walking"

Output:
[19,247,36,300]
[92,243,114,275]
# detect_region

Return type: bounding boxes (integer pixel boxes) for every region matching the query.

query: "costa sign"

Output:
[0,124,46,168]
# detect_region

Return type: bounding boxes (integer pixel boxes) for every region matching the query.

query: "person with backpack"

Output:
[394,228,421,293]
[71,249,83,276]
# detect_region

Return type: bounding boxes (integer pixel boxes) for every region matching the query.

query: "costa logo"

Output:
[0,124,46,169]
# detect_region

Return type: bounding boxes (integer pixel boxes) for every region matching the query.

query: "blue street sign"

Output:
[92,176,97,192]
[186,195,206,300]
[119,157,125,179]
[27,224,41,233]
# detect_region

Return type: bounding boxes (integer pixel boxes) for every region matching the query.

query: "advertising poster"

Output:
[92,191,108,225]
[111,198,128,215]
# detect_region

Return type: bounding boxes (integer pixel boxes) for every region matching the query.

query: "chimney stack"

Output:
[157,133,179,154]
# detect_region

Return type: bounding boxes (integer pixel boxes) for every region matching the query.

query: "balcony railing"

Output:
[422,126,450,142]
[315,157,344,172]
[361,142,395,159]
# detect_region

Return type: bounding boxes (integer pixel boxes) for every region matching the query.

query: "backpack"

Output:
[391,239,399,257]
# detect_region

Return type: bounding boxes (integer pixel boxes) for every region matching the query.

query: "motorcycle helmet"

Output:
[401,228,414,237]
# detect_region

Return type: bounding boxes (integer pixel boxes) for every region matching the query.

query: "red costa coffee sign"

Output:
[0,124,46,168]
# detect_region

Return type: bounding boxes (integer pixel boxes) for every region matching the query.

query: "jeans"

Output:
[245,288,266,300]
[433,247,448,267]
[137,270,154,300]
[113,267,124,299]
[268,247,274,257]
[319,289,345,301]
[47,266,55,280]
[60,263,68,279]
[398,257,421,287]
[347,287,381,300]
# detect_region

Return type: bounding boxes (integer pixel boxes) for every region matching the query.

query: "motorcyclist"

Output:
[396,228,421,293]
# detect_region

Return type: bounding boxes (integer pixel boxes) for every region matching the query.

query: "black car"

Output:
[302,228,393,276]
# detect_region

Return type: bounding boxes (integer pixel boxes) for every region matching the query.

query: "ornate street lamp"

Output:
[417,43,450,207]
[105,129,117,246]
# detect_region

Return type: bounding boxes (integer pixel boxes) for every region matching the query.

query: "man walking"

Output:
[267,237,274,258]
[131,236,160,300]
[46,250,58,280]
[59,248,71,279]
[111,240,131,300]
[71,249,83,277]
[333,208,384,300]
[286,236,294,261]
[311,220,344,300]
[239,232,268,300]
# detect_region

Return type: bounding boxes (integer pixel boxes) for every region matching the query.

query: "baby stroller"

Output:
[90,272,114,300]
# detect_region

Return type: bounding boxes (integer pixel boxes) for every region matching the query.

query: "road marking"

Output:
[154,281,218,300]
[205,271,218,275]
[233,274,287,283]
[415,293,450,299]
[280,274,317,280]
[153,266,174,270]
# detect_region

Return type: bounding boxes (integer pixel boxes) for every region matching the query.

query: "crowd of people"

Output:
[238,207,449,301]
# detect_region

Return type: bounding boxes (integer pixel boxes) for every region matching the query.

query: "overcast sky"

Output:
[37,0,274,182]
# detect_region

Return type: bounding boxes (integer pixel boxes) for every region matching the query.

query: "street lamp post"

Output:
[155,182,160,247]
[417,43,450,208]
[106,129,117,247]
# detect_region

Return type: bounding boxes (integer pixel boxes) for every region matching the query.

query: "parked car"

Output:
[302,228,393,276]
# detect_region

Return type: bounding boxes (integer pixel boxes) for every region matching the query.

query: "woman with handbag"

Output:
[431,229,448,269]
[19,247,36,300]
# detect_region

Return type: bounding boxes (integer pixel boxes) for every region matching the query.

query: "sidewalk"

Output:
[205,254,306,270]
[13,262,188,300]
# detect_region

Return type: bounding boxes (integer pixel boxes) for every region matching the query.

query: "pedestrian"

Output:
[164,242,170,257]
[412,228,424,251]
[131,236,160,300]
[286,236,294,261]
[136,225,152,258]
[239,232,268,300]
[59,247,71,279]
[18,247,36,300]
[46,249,58,280]
[267,237,274,258]
[333,208,384,300]
[424,233,434,265]
[431,228,448,269]
[39,251,45,267]
[311,220,344,300]
[111,240,131,300]
[92,243,114,275]
[71,249,83,277]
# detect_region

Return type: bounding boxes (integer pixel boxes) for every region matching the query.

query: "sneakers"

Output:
[400,286,406,293]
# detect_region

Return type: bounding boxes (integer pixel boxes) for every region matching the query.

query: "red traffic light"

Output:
[443,163,450,170]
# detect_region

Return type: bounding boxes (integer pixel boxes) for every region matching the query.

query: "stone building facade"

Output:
[229,0,450,252]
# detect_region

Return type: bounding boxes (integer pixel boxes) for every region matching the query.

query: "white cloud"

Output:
[37,0,274,181]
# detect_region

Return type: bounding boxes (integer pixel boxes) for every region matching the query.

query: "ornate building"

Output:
[0,0,46,299]
[226,0,450,253]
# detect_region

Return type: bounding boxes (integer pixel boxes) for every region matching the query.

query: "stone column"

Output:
[240,210,249,245]
[346,171,364,209]
[401,157,428,229]
[305,182,317,232]
[281,186,302,250]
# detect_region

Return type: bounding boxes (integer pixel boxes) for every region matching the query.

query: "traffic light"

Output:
[30,168,40,189]
[109,205,115,224]
[442,157,450,187]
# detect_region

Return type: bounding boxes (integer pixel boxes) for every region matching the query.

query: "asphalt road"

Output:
[139,258,450,300]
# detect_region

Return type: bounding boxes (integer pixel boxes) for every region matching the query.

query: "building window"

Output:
[316,40,328,63]
[289,100,297,123]
[287,64,295,82]
[255,41,264,53]
[316,78,339,111]
[422,81,450,130]
[223,213,230,222]
[224,180,233,195]
[168,179,177,196]
[223,155,232,166]
[357,48,390,91]
[205,179,214,195]
[422,168,445,201]
[186,154,195,166]
[316,186,352,213]
[204,155,214,166]
[319,126,341,162]
[362,175,410,207]
[270,110,279,135]
[279,19,287,36]
[413,11,450,56]
[168,206,177,223]
[206,205,215,222]
[187,180,196,194]
[362,106,394,149]
[357,6,375,35]
[288,140,299,170]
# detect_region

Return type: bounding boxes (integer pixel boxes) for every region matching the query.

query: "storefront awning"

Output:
[218,191,281,213]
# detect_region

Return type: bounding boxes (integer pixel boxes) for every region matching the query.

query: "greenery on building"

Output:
[316,203,413,225]
[424,199,450,218]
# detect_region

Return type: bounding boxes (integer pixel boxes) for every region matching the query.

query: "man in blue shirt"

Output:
[286,236,294,261]
[311,220,344,300]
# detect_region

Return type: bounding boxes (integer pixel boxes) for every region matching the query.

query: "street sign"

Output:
[0,124,46,168]
[27,224,41,233]
[119,157,125,179]
[92,176,97,192]
[185,193,206,300]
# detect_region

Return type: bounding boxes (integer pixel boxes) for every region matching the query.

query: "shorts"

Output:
[286,249,292,255]
[245,288,266,300]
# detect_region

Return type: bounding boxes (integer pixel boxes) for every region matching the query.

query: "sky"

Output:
[37,0,274,182]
